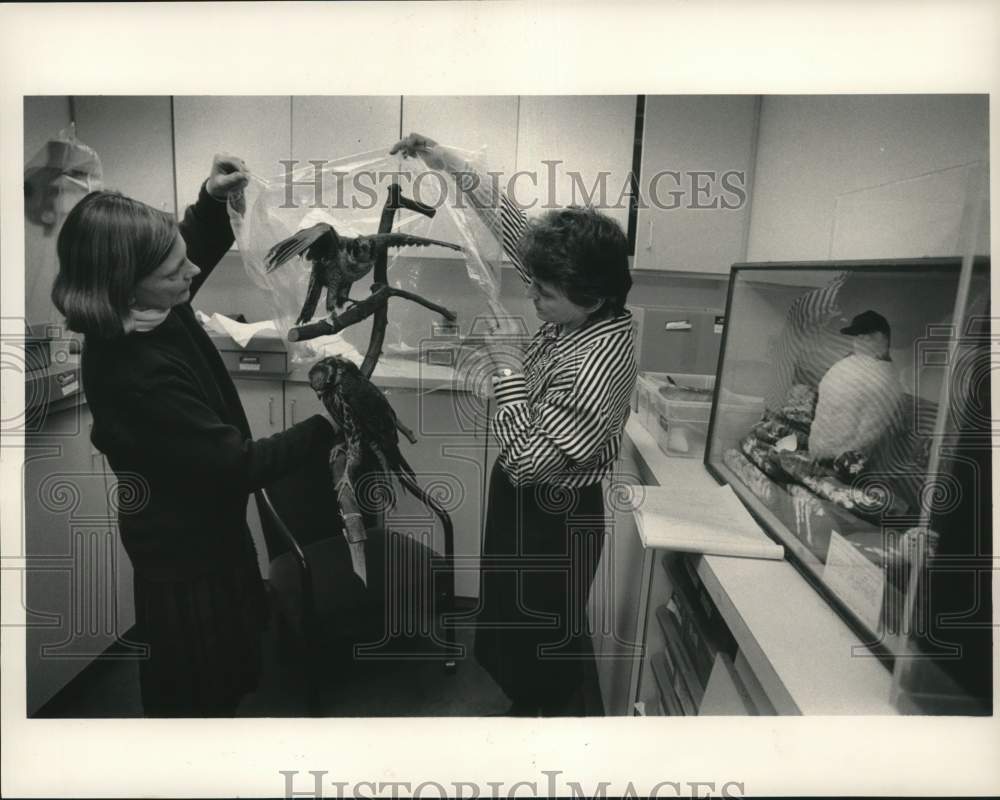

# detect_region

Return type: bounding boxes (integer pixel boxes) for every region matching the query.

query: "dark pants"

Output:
[132,556,268,718]
[474,462,606,715]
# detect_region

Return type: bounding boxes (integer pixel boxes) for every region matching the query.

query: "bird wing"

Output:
[266,224,339,272]
[296,267,324,325]
[339,369,407,459]
[366,233,463,253]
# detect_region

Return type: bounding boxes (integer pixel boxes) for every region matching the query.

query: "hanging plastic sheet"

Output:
[24,123,103,326]
[227,147,509,367]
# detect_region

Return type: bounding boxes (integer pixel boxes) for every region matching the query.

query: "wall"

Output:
[746,95,990,262]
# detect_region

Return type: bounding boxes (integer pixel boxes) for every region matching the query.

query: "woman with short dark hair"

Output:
[52,155,336,717]
[392,134,637,716]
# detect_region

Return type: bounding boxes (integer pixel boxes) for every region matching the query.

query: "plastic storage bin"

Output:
[641,372,763,459]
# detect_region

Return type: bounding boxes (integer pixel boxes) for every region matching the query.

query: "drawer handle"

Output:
[290,398,296,425]
[268,397,275,426]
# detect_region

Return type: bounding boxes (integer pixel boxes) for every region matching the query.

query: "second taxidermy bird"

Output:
[309,356,423,584]
[267,223,462,324]
[308,355,420,501]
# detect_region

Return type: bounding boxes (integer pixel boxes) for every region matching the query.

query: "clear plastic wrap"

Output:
[24,123,103,325]
[227,147,508,365]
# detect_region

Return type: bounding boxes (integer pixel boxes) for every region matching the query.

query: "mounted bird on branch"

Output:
[266,224,464,325]
[262,184,457,643]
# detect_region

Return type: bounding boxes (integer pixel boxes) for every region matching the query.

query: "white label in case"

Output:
[714,315,725,334]
[239,356,261,372]
[665,320,693,331]
[822,529,885,632]
[60,380,79,396]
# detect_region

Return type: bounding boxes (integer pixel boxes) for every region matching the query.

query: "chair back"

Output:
[256,444,346,563]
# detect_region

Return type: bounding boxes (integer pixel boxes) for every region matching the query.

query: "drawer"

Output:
[217,349,289,377]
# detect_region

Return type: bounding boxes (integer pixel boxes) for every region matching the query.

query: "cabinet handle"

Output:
[268,397,275,426]
[290,399,296,425]
[647,219,653,250]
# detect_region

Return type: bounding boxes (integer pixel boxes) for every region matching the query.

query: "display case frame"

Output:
[703,257,991,688]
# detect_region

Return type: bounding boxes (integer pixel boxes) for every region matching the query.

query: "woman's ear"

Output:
[585,298,606,316]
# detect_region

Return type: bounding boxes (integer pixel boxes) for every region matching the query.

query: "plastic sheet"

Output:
[24,123,103,325]
[227,147,508,365]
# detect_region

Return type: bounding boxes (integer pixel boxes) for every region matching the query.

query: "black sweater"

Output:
[83,185,335,580]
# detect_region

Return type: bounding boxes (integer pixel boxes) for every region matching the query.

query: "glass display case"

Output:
[704,257,991,713]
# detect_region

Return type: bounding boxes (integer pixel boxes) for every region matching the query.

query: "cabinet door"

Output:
[24,405,120,715]
[635,95,758,274]
[401,95,520,259]
[292,96,401,164]
[236,377,284,438]
[234,378,284,575]
[74,96,176,214]
[516,95,637,230]
[589,444,646,715]
[173,96,292,209]
[102,452,135,637]
[396,387,488,600]
[283,381,327,429]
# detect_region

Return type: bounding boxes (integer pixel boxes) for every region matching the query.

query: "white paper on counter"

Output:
[634,483,784,560]
[195,309,278,347]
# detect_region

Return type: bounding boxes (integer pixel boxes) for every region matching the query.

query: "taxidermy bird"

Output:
[266,223,463,325]
[309,355,419,487]
[309,356,421,584]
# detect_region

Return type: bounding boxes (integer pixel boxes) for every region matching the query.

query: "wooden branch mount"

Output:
[287,183,457,381]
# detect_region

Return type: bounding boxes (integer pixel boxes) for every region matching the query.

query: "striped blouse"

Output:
[492,314,637,487]
[453,163,637,488]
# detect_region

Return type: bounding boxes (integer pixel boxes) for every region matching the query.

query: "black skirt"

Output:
[132,551,269,717]
[474,461,606,711]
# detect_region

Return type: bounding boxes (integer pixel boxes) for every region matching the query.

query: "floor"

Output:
[35,601,604,718]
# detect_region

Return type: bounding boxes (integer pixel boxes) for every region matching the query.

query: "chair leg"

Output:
[439,582,458,674]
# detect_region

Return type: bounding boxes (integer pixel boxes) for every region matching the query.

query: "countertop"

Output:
[623,416,897,715]
[282,357,465,391]
[24,333,471,421]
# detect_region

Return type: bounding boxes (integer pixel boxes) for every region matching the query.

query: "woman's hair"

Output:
[51,191,177,338]
[517,205,632,318]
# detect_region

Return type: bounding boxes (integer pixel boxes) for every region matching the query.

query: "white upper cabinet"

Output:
[74,96,176,214]
[516,95,637,230]
[291,95,401,164]
[173,96,292,209]
[401,96,520,259]
[402,95,519,179]
[635,95,758,274]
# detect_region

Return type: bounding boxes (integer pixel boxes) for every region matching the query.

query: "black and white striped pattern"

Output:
[453,160,636,486]
[492,313,637,487]
[455,166,531,284]
[765,271,851,410]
